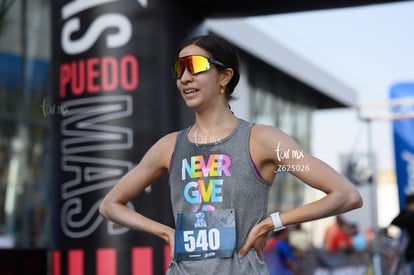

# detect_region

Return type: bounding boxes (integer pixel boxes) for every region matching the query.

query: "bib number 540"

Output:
[183,229,220,252]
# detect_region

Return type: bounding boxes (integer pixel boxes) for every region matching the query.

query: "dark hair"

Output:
[406,193,414,205]
[179,34,240,101]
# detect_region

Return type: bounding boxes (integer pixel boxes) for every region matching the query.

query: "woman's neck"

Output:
[193,107,237,133]
[190,109,237,146]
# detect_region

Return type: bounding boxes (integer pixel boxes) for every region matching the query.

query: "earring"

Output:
[220,84,225,94]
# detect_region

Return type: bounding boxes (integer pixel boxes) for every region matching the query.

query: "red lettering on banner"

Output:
[97,248,116,275]
[164,246,171,274]
[132,247,153,275]
[102,57,118,91]
[87,57,100,93]
[60,64,70,99]
[68,249,84,275]
[59,55,139,98]
[72,60,85,96]
[53,251,61,275]
[121,55,139,91]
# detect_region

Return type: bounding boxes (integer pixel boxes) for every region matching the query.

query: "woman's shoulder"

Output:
[249,123,300,162]
[144,131,178,157]
[156,131,179,149]
[143,132,179,169]
[247,123,286,164]
[250,123,287,143]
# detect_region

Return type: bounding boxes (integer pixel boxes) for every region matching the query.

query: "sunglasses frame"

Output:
[172,55,226,79]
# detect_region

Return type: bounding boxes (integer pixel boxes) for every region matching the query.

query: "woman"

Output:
[99,34,363,274]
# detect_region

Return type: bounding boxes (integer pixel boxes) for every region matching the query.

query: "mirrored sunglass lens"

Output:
[172,56,211,78]
[172,60,184,78]
[189,56,210,74]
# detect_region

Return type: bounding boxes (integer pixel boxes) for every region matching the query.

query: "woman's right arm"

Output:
[99,132,177,245]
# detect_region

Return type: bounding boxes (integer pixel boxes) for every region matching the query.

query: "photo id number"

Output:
[275,164,310,172]
[183,229,220,252]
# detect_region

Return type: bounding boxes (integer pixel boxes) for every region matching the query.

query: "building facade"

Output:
[0,0,51,249]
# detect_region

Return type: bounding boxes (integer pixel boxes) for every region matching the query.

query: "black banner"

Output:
[50,0,182,274]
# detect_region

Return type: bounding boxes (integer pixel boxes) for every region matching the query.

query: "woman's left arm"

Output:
[272,127,363,224]
[238,125,363,258]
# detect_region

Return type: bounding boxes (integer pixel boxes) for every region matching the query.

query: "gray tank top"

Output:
[167,119,271,275]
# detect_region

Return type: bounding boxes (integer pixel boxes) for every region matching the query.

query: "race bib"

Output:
[174,209,236,261]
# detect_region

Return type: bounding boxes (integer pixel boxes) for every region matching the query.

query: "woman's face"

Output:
[176,44,225,110]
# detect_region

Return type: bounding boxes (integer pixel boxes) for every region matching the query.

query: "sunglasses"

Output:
[172,55,226,79]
